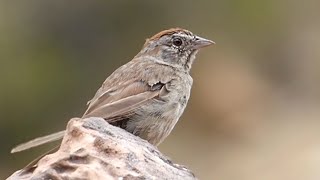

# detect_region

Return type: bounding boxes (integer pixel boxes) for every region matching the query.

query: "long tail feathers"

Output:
[11,130,65,153]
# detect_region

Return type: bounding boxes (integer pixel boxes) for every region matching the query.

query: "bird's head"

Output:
[137,28,215,71]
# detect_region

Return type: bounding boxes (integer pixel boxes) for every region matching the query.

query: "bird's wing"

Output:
[19,81,167,168]
[10,81,165,154]
[83,80,167,122]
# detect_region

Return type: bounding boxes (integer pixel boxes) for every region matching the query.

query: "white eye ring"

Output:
[172,38,183,46]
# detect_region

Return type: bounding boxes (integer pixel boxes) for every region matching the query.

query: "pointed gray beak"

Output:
[193,36,215,49]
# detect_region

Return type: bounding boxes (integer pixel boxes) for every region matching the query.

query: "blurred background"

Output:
[1,1,320,179]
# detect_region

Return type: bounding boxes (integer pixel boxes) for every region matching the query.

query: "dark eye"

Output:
[172,38,183,46]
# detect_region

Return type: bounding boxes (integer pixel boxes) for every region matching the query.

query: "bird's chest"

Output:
[167,74,192,105]
[159,75,192,121]
[128,74,192,145]
[145,76,192,145]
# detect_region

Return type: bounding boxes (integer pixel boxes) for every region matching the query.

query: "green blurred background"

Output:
[1,1,320,179]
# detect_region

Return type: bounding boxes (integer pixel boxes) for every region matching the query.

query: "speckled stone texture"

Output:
[7,117,196,180]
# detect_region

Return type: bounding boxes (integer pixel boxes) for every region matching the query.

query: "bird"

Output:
[11,28,214,154]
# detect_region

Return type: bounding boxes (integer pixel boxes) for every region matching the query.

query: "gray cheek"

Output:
[161,48,179,61]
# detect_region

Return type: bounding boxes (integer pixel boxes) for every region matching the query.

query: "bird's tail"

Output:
[11,130,65,153]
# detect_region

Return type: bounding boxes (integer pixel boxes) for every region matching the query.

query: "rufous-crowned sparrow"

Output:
[12,28,214,153]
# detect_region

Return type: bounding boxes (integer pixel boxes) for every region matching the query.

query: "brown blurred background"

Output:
[1,1,320,179]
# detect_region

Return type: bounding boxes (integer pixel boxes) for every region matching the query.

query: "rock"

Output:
[7,117,196,180]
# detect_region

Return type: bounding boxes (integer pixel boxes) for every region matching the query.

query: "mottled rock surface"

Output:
[7,117,196,180]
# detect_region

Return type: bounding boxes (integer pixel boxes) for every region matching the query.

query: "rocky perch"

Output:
[7,117,196,180]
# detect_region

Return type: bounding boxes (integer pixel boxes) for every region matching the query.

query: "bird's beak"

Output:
[193,36,215,49]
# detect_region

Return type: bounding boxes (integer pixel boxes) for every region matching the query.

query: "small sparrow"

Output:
[12,28,214,153]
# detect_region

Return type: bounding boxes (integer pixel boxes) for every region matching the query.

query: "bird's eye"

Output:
[172,38,183,47]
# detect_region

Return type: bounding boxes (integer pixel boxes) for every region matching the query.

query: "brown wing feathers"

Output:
[83,81,164,123]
